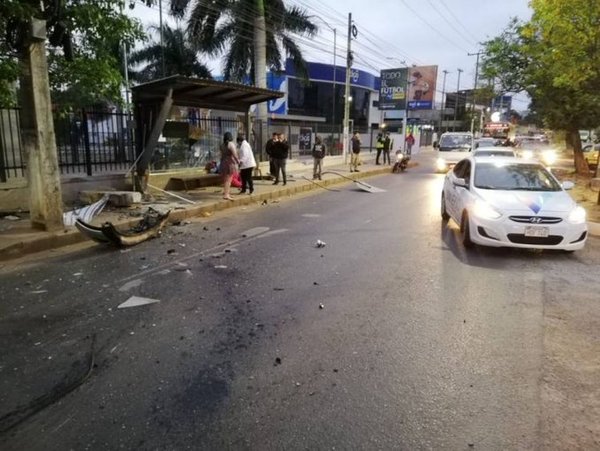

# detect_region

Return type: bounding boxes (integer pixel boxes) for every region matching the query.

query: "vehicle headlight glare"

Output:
[472,199,502,220]
[568,206,586,224]
[522,150,534,159]
[436,158,447,170]
[542,150,557,165]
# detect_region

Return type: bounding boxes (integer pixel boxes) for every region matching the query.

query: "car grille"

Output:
[507,234,563,245]
[509,216,562,224]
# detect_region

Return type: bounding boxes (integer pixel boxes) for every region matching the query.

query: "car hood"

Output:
[474,188,576,214]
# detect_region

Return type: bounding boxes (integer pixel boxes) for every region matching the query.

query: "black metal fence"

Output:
[0,108,373,183]
[0,108,25,182]
[54,109,135,176]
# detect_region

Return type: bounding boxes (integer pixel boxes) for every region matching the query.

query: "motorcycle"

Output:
[392,151,410,173]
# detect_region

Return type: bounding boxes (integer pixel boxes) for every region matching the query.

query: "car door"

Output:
[455,160,473,219]
[446,160,467,221]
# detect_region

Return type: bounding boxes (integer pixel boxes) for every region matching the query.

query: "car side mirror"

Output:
[562,180,574,190]
[453,177,468,188]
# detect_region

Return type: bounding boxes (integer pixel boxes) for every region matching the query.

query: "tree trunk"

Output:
[568,128,589,176]
[253,0,267,159]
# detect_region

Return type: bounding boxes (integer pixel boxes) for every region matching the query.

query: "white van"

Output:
[434,132,473,172]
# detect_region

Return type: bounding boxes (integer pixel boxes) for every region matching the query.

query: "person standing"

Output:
[350,131,361,172]
[311,135,326,180]
[271,133,289,185]
[237,133,256,194]
[382,132,392,165]
[220,132,240,200]
[375,133,384,164]
[405,132,416,155]
[265,132,277,177]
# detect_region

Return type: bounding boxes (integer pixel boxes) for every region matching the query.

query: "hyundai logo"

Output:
[529,217,543,224]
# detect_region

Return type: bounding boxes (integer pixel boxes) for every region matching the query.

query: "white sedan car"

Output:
[441,156,588,251]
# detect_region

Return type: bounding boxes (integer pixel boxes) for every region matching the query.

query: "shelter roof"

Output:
[131,75,283,111]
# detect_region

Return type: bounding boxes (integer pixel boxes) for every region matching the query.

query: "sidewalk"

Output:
[0,152,400,262]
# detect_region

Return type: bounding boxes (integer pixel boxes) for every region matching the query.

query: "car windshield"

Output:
[439,134,472,151]
[474,162,562,191]
[477,139,496,146]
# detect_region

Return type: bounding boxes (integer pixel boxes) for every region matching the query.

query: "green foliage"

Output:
[129,25,212,82]
[184,0,317,82]
[481,1,600,133]
[1,0,146,109]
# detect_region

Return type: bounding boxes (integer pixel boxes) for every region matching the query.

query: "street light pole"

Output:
[468,50,483,135]
[342,12,353,164]
[453,68,463,132]
[439,69,449,133]
[331,28,337,149]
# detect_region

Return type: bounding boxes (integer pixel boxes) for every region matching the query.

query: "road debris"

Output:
[319,304,324,309]
[214,265,228,269]
[315,240,326,248]
[63,195,109,226]
[275,357,282,365]
[118,279,143,292]
[75,208,170,247]
[3,215,21,221]
[118,296,160,309]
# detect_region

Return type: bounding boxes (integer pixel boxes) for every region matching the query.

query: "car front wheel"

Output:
[461,212,474,248]
[441,193,450,221]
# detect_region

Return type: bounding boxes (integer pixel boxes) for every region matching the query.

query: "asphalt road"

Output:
[1,162,599,450]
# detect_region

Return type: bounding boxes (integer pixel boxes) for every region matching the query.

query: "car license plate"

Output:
[524,226,549,237]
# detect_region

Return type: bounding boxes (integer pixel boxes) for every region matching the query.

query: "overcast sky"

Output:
[131,0,533,110]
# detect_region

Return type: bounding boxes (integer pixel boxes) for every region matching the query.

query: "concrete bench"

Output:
[167,174,222,191]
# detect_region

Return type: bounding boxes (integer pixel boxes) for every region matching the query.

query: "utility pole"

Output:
[20,19,63,230]
[468,50,484,135]
[254,0,268,156]
[439,69,449,133]
[331,28,337,147]
[342,13,353,164]
[453,68,463,132]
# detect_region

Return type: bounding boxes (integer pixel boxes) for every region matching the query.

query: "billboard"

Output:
[407,65,438,110]
[379,65,438,110]
[379,68,408,110]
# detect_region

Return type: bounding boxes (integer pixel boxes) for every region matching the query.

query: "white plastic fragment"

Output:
[118,279,143,292]
[118,296,160,309]
[315,240,326,248]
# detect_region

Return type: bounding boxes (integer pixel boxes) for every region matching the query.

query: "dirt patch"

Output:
[553,171,600,223]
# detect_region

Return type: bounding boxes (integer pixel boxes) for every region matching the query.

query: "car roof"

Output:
[441,132,472,135]
[474,146,512,151]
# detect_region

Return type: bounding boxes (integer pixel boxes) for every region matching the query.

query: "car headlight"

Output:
[472,198,502,220]
[542,150,557,165]
[436,158,447,171]
[521,150,534,159]
[568,206,586,224]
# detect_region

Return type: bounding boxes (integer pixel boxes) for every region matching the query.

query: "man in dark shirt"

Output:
[271,133,289,185]
[350,131,361,172]
[265,132,277,177]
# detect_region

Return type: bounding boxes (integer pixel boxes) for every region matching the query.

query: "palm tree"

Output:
[167,0,317,83]
[129,24,212,82]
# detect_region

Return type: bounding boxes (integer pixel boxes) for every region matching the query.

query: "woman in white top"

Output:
[236,133,256,194]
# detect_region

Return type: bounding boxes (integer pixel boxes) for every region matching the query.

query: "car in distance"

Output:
[441,156,587,251]
[515,136,558,166]
[472,147,516,158]
[474,137,498,148]
[582,143,599,169]
[434,132,473,172]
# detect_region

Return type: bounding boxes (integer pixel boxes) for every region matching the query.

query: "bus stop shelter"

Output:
[131,75,283,190]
